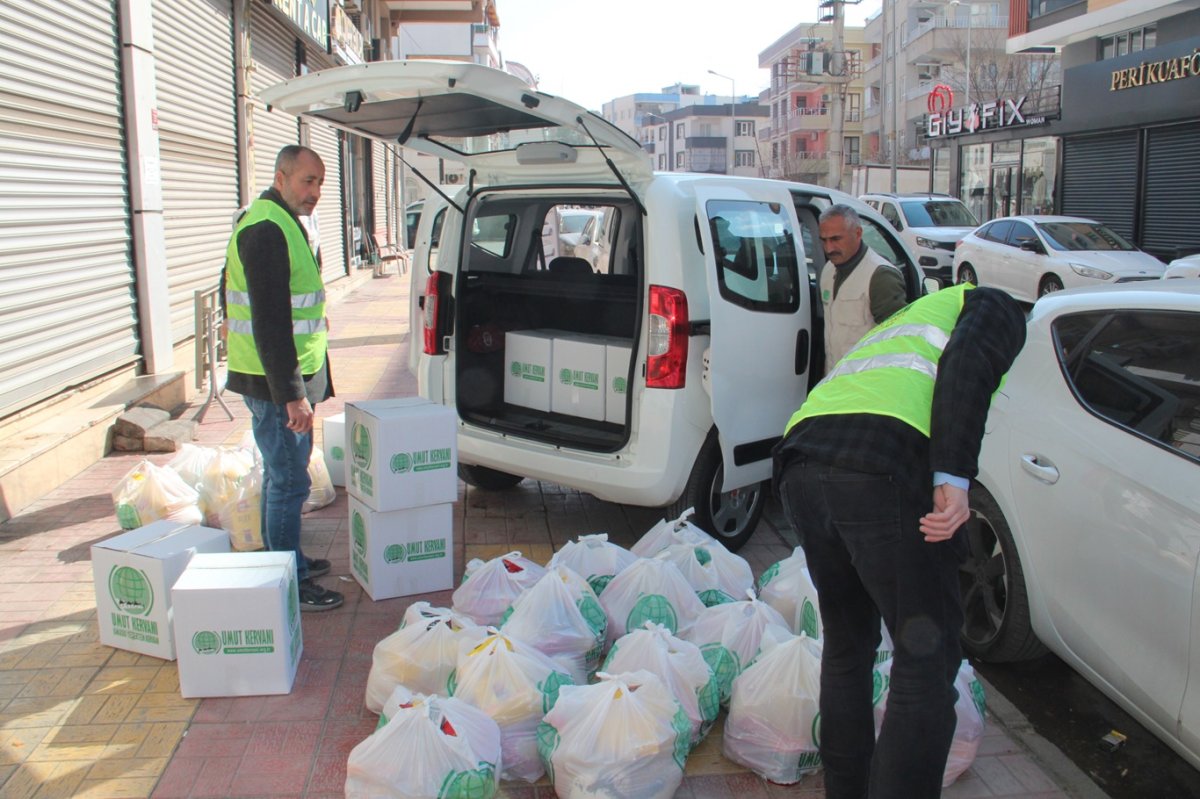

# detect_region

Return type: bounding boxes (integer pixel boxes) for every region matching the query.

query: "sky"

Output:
[494,0,880,111]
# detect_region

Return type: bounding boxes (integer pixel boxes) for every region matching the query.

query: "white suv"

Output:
[860,193,978,286]
[263,61,923,549]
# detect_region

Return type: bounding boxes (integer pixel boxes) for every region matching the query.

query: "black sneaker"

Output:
[298,578,343,612]
[305,558,331,578]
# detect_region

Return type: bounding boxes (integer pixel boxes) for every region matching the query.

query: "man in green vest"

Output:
[773,283,1026,798]
[225,145,342,611]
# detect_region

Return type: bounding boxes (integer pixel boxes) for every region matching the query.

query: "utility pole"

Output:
[888,0,899,192]
[829,0,846,192]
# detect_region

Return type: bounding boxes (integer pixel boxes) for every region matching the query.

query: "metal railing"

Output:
[194,285,233,422]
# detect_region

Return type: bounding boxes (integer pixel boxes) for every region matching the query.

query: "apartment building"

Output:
[637,100,770,176]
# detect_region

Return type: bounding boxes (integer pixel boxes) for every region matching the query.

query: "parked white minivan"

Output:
[263,60,923,549]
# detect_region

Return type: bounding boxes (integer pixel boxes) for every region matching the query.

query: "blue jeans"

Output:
[779,459,962,799]
[244,396,313,581]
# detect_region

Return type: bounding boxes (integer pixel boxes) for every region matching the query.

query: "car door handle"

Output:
[1020,454,1059,484]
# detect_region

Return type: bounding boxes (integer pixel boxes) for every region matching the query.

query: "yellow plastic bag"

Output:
[112,460,204,530]
[215,465,263,552]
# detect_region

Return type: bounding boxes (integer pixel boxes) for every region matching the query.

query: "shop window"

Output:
[1020,137,1058,216]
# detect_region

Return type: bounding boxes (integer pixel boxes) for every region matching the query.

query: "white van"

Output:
[263,60,923,549]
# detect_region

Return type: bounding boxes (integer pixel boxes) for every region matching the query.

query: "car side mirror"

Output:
[1019,239,1044,254]
[923,276,942,294]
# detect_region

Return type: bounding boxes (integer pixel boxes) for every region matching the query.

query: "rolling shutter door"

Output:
[1141,124,1200,259]
[0,0,137,414]
[1060,133,1138,241]
[373,141,390,245]
[308,121,347,282]
[249,4,298,194]
[153,0,239,342]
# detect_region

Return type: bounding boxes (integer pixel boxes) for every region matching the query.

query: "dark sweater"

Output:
[225,188,333,406]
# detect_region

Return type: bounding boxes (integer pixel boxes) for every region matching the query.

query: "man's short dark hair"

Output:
[275,145,319,174]
[819,203,862,231]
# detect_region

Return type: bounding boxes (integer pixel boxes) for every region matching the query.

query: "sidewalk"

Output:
[0,272,1100,798]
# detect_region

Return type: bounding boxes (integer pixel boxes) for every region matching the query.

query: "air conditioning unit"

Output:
[445,173,462,185]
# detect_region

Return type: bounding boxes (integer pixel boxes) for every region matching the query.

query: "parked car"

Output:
[860,192,978,285]
[961,281,1200,768]
[953,215,1165,302]
[556,208,604,260]
[261,60,924,549]
[573,209,617,273]
[1165,253,1200,279]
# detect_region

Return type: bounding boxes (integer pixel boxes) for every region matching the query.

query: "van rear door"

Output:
[694,185,812,491]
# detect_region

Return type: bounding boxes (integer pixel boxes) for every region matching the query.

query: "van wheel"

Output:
[667,435,765,552]
[458,464,524,491]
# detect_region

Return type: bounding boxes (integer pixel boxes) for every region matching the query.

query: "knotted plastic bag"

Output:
[723,629,823,784]
[501,566,607,684]
[546,534,638,596]
[112,460,203,530]
[452,551,546,627]
[599,557,706,646]
[653,540,754,607]
[602,622,720,749]
[346,691,502,799]
[450,631,573,783]
[213,461,263,552]
[166,443,217,493]
[757,546,823,640]
[365,603,487,713]
[685,591,792,705]
[631,508,716,558]
[537,670,690,799]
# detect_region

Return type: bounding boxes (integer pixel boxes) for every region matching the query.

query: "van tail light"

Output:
[423,272,451,355]
[646,285,688,389]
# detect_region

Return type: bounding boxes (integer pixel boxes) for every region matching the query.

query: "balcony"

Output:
[902,16,1009,63]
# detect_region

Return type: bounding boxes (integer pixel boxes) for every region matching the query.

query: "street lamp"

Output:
[708,69,736,175]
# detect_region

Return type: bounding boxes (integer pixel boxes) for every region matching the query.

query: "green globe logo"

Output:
[384,544,407,564]
[115,503,141,530]
[970,677,987,719]
[538,670,573,713]
[698,589,734,608]
[192,630,221,655]
[757,561,780,591]
[352,511,366,554]
[587,574,613,595]
[510,361,522,377]
[872,670,887,705]
[626,594,678,634]
[694,547,712,566]
[390,452,411,474]
[671,705,692,767]
[801,598,819,639]
[577,595,607,639]
[331,445,345,463]
[700,643,741,704]
[697,676,721,725]
[558,368,572,385]
[535,722,560,785]
[109,566,153,616]
[438,765,496,799]
[351,422,372,468]
[287,577,299,626]
[612,376,627,394]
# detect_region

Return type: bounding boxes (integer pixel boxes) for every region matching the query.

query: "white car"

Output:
[962,281,1200,768]
[953,215,1165,302]
[557,208,604,258]
[860,193,979,286]
[1165,253,1200,279]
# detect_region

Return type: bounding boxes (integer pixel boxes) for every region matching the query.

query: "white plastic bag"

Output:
[537,671,690,799]
[757,546,823,640]
[501,566,607,684]
[546,534,638,596]
[452,551,546,627]
[873,658,986,787]
[723,630,823,784]
[365,604,487,713]
[214,462,263,552]
[450,631,574,783]
[346,692,502,799]
[599,557,706,645]
[631,508,717,558]
[166,443,216,493]
[684,592,791,705]
[653,540,754,607]
[302,447,336,513]
[602,622,720,749]
[112,460,204,530]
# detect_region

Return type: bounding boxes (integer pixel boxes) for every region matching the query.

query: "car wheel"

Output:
[666,432,765,552]
[458,464,524,491]
[958,486,1048,662]
[1038,274,1064,296]
[957,263,978,286]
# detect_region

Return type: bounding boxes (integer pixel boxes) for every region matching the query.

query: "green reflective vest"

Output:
[225,199,327,376]
[785,283,973,437]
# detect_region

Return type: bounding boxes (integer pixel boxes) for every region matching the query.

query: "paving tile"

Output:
[74,775,159,798]
[229,754,309,795]
[188,755,240,797]
[0,726,52,766]
[148,755,204,798]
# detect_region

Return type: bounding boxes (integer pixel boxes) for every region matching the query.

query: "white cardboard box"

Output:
[346,398,457,512]
[91,521,231,660]
[604,339,633,424]
[322,412,346,487]
[171,552,303,698]
[504,330,554,412]
[349,496,454,601]
[551,335,607,421]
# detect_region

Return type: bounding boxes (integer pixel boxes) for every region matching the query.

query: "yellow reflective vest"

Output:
[224,199,327,376]
[786,283,972,437]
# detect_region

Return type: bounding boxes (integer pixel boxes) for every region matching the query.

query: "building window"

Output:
[676,152,685,168]
[659,154,666,170]
[1028,0,1084,21]
[658,127,666,141]
[1100,25,1156,60]
[736,120,755,136]
[844,137,860,166]
[676,124,685,139]
[735,151,755,167]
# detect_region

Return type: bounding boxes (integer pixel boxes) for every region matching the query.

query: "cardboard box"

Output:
[346,398,457,512]
[604,339,633,424]
[349,496,454,601]
[504,329,554,412]
[322,412,346,487]
[171,552,303,698]
[91,521,231,660]
[551,335,607,421]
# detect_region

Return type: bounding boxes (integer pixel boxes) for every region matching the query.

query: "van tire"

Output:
[666,433,765,552]
[458,464,524,491]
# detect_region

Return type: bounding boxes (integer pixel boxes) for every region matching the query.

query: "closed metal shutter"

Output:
[373,140,390,244]
[249,3,298,194]
[153,0,239,342]
[0,0,137,415]
[1061,132,1139,241]
[308,121,347,282]
[1141,124,1200,259]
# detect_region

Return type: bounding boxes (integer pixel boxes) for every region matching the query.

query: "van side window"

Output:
[706,200,800,313]
[427,208,446,273]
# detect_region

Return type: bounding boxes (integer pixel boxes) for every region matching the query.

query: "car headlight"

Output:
[915,237,941,249]
[1069,262,1113,280]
